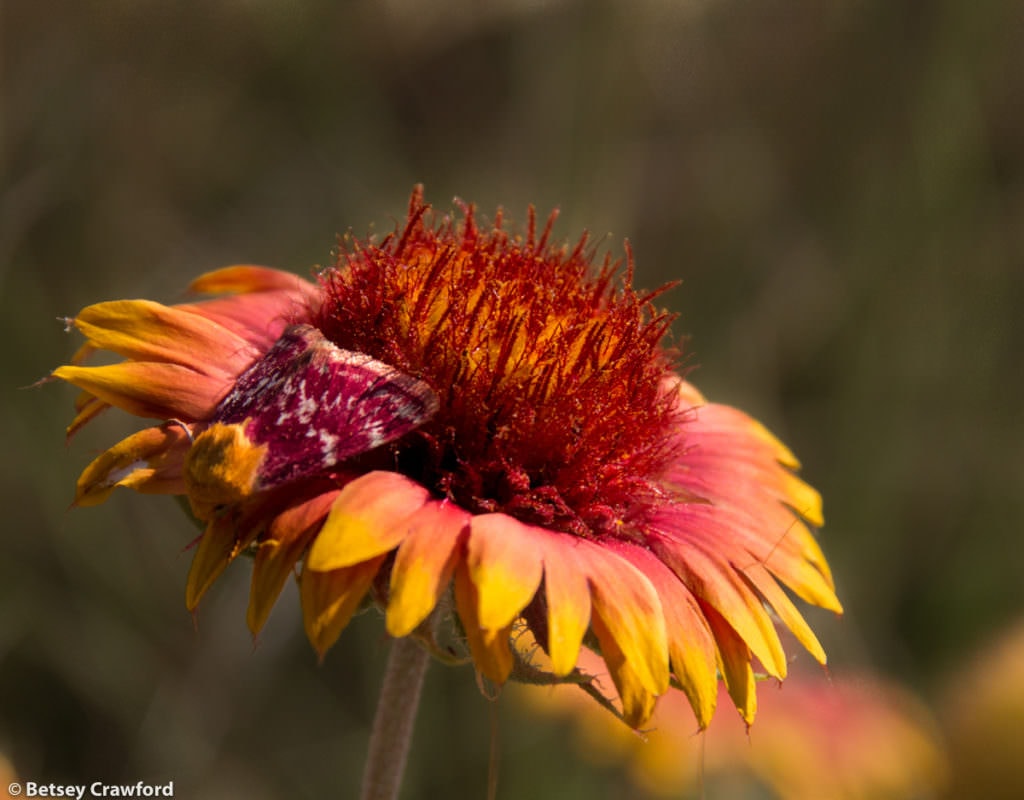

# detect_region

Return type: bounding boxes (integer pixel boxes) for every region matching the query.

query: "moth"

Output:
[184,324,438,511]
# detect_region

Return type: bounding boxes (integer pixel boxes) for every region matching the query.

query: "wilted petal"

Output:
[186,504,269,611]
[74,423,192,507]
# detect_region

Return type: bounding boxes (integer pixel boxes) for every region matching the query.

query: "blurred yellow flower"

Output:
[943,619,1024,799]
[517,645,948,799]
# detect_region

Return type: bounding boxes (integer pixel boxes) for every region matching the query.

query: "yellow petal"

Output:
[743,561,827,665]
[454,561,514,683]
[769,553,843,615]
[66,393,108,439]
[589,613,659,728]
[780,473,824,528]
[53,361,231,420]
[305,471,430,572]
[248,538,303,635]
[675,379,706,407]
[386,500,470,637]
[189,265,315,296]
[301,556,385,657]
[71,300,256,377]
[466,514,545,631]
[733,507,841,612]
[654,536,788,680]
[663,503,841,615]
[703,602,757,725]
[538,534,591,677]
[74,423,191,507]
[247,491,339,635]
[580,540,669,697]
[185,522,235,612]
[626,545,719,729]
[185,507,266,611]
[665,591,719,729]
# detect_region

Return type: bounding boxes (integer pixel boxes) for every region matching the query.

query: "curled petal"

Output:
[305,471,431,572]
[66,392,109,440]
[74,423,192,507]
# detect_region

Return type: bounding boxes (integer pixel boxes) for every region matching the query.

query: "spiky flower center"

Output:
[315,192,684,538]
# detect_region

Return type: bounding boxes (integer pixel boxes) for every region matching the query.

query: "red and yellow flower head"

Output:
[52,188,842,728]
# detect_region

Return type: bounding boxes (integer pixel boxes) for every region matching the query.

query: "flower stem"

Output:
[359,636,430,800]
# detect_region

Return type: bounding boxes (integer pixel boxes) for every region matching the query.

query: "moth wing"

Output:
[213,324,438,489]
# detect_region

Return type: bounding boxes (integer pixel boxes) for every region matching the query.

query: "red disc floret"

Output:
[315,190,685,539]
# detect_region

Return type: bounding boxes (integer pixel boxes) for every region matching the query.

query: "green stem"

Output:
[359,636,430,800]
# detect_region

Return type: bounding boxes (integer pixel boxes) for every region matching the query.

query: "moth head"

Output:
[183,422,267,519]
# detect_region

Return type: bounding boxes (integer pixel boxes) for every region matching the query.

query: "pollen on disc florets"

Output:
[315,189,686,539]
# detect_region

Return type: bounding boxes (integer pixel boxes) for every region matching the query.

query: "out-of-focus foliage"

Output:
[2,1,1021,797]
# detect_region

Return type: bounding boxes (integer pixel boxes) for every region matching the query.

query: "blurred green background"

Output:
[2,1,1021,797]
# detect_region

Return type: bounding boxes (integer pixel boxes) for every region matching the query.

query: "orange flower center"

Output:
[315,193,684,538]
